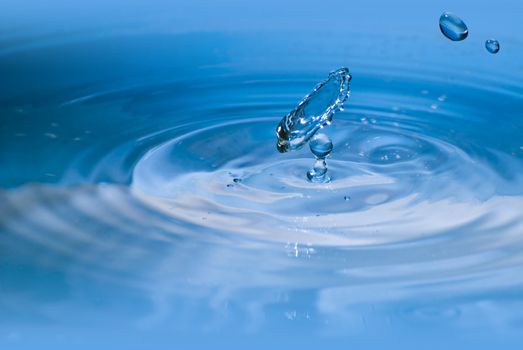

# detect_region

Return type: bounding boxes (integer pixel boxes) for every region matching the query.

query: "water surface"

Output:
[1,1,523,349]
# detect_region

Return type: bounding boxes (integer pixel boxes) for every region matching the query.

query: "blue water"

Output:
[2,1,523,349]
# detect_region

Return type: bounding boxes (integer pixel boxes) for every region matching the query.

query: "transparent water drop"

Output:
[309,133,333,158]
[307,159,329,183]
[485,39,500,54]
[439,12,468,41]
[344,196,351,201]
[307,133,333,183]
[276,67,351,153]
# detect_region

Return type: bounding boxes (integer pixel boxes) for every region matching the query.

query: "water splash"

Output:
[485,39,500,54]
[307,133,333,183]
[439,12,468,41]
[275,67,351,153]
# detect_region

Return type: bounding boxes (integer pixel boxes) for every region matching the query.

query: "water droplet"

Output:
[276,67,351,152]
[309,133,333,158]
[307,133,333,183]
[439,12,468,41]
[307,159,330,183]
[233,178,242,183]
[485,39,500,54]
[344,196,351,201]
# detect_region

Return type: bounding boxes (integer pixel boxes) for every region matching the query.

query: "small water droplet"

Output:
[307,159,329,183]
[309,133,333,158]
[344,196,351,201]
[485,39,500,54]
[233,178,242,183]
[307,134,333,183]
[438,95,447,102]
[439,12,468,41]
[226,184,234,188]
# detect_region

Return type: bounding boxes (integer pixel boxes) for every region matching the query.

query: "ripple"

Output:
[2,35,523,302]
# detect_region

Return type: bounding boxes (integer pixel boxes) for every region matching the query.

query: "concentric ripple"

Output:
[2,32,523,340]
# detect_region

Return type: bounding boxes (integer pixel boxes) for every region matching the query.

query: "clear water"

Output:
[486,39,501,53]
[439,12,468,41]
[2,1,523,349]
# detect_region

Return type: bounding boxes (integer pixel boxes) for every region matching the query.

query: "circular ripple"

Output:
[3,58,523,291]
[128,99,523,248]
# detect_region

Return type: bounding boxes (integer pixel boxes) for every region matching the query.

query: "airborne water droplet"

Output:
[309,133,333,158]
[485,39,500,54]
[276,67,351,153]
[439,12,468,41]
[307,133,333,183]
